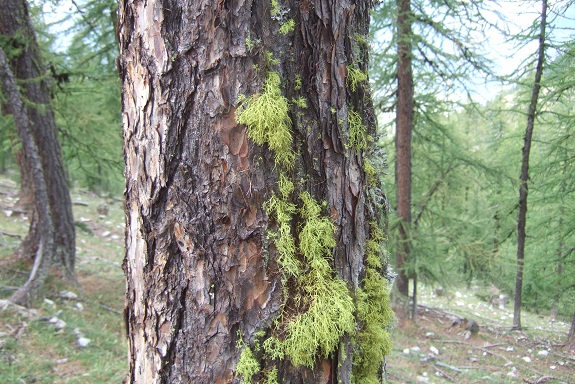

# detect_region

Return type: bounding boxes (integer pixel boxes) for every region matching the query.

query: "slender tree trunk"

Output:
[567,308,575,346]
[120,0,391,383]
[513,0,547,331]
[551,157,567,319]
[395,0,414,297]
[0,48,56,306]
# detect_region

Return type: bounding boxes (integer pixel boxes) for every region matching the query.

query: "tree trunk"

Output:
[0,48,56,306]
[567,308,575,346]
[119,0,392,383]
[395,0,414,297]
[0,0,76,278]
[513,0,547,331]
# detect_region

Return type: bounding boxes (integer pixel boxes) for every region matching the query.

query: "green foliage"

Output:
[236,347,260,384]
[236,72,294,168]
[0,29,29,60]
[38,0,123,194]
[279,19,295,35]
[347,65,368,92]
[348,109,368,150]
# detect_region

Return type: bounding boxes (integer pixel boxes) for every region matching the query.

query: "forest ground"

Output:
[0,174,573,383]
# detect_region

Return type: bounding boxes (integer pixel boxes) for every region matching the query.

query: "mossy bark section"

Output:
[119,0,386,383]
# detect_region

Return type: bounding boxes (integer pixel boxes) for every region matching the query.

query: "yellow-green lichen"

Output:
[263,192,355,369]
[236,347,260,384]
[295,75,302,91]
[352,224,394,384]
[265,51,280,67]
[236,72,294,168]
[271,0,279,16]
[265,174,300,277]
[354,33,369,48]
[363,158,377,186]
[246,37,254,51]
[283,275,355,368]
[292,96,307,109]
[264,367,279,384]
[348,109,368,150]
[279,19,295,35]
[347,65,368,92]
[298,192,336,273]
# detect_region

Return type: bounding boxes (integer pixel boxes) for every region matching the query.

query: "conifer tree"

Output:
[0,0,75,305]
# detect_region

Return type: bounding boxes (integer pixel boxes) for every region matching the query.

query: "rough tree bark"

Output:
[395,0,413,297]
[513,0,547,331]
[0,0,76,304]
[119,0,392,383]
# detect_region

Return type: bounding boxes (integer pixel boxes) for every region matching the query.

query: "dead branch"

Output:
[522,376,556,384]
[435,361,465,374]
[0,230,22,239]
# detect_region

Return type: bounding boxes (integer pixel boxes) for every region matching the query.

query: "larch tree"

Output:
[371,0,493,309]
[512,0,547,331]
[119,0,393,383]
[394,0,414,298]
[0,0,76,305]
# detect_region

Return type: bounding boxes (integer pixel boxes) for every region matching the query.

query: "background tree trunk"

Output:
[119,0,391,383]
[0,0,76,277]
[513,0,547,331]
[567,308,575,346]
[395,0,414,297]
[0,48,56,306]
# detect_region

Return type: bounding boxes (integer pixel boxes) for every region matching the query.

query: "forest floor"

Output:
[387,288,574,383]
[0,173,573,383]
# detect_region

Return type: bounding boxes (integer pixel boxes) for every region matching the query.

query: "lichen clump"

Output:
[236,347,260,384]
[263,192,356,368]
[348,109,368,150]
[347,65,368,92]
[264,173,299,277]
[236,72,294,168]
[353,224,394,383]
[363,158,377,186]
[279,19,295,35]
